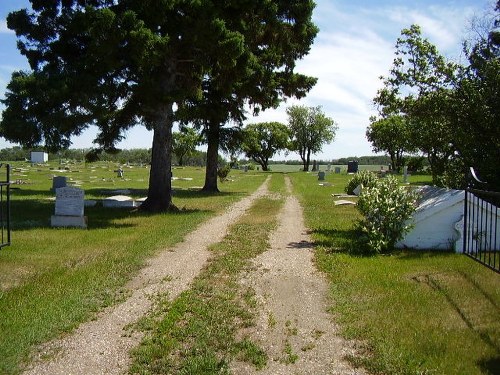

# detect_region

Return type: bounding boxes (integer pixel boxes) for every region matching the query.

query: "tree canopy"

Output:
[172,126,201,166]
[1,0,319,209]
[241,122,290,171]
[177,0,318,192]
[286,105,337,172]
[372,24,457,184]
[366,115,414,172]
[372,15,500,189]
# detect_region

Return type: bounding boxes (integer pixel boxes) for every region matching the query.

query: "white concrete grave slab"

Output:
[103,195,139,208]
[334,200,356,206]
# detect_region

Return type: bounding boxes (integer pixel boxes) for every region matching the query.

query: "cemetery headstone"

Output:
[312,160,317,172]
[347,161,358,174]
[52,176,67,191]
[334,166,341,174]
[318,171,325,181]
[353,184,362,196]
[51,186,87,228]
[403,166,409,183]
[103,195,138,208]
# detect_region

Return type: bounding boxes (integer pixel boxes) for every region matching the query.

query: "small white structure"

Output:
[30,151,48,163]
[397,186,464,251]
[397,185,500,252]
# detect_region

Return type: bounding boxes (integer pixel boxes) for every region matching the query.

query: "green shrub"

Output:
[217,164,231,182]
[356,176,418,253]
[344,170,378,195]
[405,156,426,173]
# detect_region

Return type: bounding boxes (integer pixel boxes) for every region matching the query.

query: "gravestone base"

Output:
[51,215,87,228]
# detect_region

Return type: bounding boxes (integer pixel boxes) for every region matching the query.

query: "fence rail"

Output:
[463,169,499,273]
[0,164,11,249]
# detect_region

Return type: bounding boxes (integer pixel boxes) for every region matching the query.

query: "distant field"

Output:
[267,164,386,173]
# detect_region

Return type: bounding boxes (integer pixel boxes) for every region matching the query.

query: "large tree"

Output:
[241,122,290,171]
[1,1,313,209]
[373,24,457,185]
[177,0,318,192]
[1,0,246,211]
[448,2,500,189]
[366,115,414,172]
[286,105,337,172]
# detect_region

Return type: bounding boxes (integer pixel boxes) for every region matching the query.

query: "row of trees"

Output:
[0,0,319,212]
[239,105,337,172]
[157,104,338,171]
[367,2,500,190]
[0,146,210,166]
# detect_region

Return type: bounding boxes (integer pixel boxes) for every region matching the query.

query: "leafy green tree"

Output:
[448,2,500,189]
[241,122,289,171]
[286,105,337,172]
[172,127,201,166]
[177,1,318,191]
[0,1,272,211]
[0,0,317,211]
[374,24,457,184]
[366,115,414,172]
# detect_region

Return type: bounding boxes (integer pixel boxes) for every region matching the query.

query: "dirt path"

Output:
[232,177,365,374]
[23,178,270,375]
[23,175,364,374]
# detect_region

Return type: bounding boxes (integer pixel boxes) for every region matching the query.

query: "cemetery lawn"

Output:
[1,162,499,375]
[0,161,266,374]
[290,171,500,375]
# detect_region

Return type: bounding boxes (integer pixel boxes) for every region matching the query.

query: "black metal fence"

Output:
[463,169,499,273]
[0,164,11,249]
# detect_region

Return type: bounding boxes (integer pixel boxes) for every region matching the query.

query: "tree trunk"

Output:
[140,103,176,212]
[300,148,307,171]
[203,121,220,192]
[389,151,397,172]
[304,148,311,171]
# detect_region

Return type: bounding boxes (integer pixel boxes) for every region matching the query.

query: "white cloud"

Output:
[0,0,486,157]
[246,0,484,160]
[382,4,479,57]
[0,20,13,34]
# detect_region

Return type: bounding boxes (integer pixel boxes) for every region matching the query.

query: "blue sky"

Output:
[0,0,493,159]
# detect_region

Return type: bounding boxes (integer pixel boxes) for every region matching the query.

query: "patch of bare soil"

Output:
[22,178,270,375]
[232,177,365,374]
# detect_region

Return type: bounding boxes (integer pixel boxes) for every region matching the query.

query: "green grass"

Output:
[0,161,266,374]
[3,163,499,375]
[289,171,500,375]
[129,174,285,374]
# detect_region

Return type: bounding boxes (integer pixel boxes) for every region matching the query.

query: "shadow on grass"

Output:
[10,195,210,231]
[311,228,365,255]
[8,186,243,231]
[479,356,500,375]
[395,249,456,260]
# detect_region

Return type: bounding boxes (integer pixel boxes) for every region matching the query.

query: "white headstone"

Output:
[55,187,84,216]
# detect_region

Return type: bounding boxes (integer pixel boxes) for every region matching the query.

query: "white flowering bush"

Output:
[356,176,418,253]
